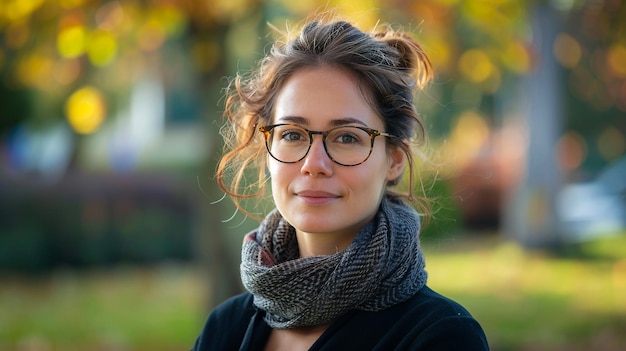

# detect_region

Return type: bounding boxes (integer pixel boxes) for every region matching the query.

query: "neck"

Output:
[296,231,355,257]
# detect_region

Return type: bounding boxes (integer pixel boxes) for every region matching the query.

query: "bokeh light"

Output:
[553,33,582,69]
[16,51,53,88]
[607,43,626,78]
[65,86,106,134]
[444,110,491,170]
[423,35,453,71]
[459,49,494,83]
[52,58,81,86]
[57,25,87,58]
[95,0,125,30]
[501,40,531,74]
[87,30,117,66]
[556,131,587,171]
[1,0,45,22]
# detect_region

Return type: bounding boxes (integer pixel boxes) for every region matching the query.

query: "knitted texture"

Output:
[240,196,428,329]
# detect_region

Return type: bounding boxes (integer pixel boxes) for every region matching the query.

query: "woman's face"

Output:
[268,66,404,246]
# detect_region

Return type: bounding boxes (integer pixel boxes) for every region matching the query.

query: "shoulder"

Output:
[323,286,489,350]
[399,286,490,350]
[208,291,256,322]
[191,292,257,351]
[405,285,476,319]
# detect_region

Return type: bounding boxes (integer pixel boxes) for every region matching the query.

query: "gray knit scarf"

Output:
[240,196,428,329]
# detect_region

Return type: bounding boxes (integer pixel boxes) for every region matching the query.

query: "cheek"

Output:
[369,150,393,178]
[349,166,388,193]
[268,160,290,189]
[267,158,281,178]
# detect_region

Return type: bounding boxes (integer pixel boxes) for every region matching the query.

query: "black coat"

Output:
[191,286,489,350]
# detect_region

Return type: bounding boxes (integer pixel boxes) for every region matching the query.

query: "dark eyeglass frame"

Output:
[259,123,394,166]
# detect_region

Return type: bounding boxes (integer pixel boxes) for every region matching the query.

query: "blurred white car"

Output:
[557,157,626,241]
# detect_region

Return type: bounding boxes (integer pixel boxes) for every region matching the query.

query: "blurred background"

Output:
[0,0,624,350]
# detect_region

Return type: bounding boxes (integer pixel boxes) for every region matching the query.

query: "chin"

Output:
[292,221,335,234]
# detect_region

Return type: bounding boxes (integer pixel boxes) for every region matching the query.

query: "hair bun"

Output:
[375,30,433,88]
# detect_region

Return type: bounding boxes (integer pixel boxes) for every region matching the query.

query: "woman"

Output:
[192,15,490,351]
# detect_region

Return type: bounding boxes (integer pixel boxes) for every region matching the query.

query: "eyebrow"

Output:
[276,116,368,127]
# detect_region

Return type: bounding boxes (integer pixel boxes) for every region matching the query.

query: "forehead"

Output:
[273,66,381,128]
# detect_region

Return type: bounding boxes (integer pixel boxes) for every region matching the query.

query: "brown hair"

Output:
[216,15,434,219]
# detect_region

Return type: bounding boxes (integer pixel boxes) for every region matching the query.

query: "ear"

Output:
[386,145,406,182]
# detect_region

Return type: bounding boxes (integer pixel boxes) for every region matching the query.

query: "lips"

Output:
[295,190,341,205]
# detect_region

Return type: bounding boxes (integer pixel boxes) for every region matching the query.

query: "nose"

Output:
[300,136,334,176]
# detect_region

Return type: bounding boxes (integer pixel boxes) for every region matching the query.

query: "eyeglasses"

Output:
[259,123,394,166]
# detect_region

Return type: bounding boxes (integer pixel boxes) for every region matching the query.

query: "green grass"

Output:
[0,234,625,351]
[0,264,209,351]
[424,233,626,351]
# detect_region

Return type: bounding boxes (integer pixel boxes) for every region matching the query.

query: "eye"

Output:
[329,127,366,145]
[335,132,359,144]
[279,128,308,142]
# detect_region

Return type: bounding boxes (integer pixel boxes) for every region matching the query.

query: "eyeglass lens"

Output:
[266,125,374,166]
